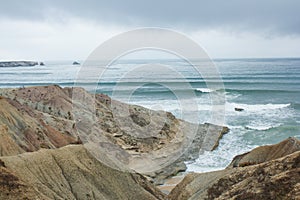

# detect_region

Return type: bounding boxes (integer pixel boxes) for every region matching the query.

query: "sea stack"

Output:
[72,61,80,65]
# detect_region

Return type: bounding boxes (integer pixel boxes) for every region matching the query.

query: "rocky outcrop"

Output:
[228,137,300,168]
[0,95,79,155]
[72,61,80,65]
[0,145,165,200]
[0,61,38,67]
[149,124,229,184]
[234,107,244,112]
[168,138,300,200]
[0,85,228,184]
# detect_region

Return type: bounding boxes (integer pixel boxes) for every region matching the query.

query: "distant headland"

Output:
[0,61,39,67]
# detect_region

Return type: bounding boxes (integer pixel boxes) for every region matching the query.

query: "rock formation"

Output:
[234,107,244,112]
[0,145,165,200]
[0,61,38,67]
[0,85,299,199]
[168,138,300,200]
[72,61,80,65]
[0,94,79,155]
[228,137,300,168]
[0,85,228,184]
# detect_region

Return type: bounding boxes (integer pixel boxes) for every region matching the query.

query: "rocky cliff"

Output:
[0,85,299,199]
[0,85,227,184]
[168,138,300,200]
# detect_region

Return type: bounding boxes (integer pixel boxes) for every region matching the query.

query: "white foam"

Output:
[246,125,275,131]
[195,88,214,93]
[186,127,257,173]
[245,121,282,131]
[226,102,290,112]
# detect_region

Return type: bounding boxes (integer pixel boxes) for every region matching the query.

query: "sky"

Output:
[0,0,300,60]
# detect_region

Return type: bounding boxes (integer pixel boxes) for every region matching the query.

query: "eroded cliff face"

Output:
[168,138,300,200]
[0,145,165,200]
[0,85,228,183]
[0,94,79,155]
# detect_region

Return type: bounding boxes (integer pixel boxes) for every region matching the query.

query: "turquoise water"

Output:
[1,58,299,172]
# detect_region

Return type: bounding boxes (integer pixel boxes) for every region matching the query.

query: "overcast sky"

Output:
[0,0,299,60]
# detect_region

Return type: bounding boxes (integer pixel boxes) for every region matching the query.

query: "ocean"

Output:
[1,58,299,172]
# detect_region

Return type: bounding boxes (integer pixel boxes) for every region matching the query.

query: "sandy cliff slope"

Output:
[0,145,165,200]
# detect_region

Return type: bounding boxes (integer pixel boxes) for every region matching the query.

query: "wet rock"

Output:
[234,107,244,111]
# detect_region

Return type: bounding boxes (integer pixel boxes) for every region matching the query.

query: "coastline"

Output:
[0,85,228,182]
[0,85,299,199]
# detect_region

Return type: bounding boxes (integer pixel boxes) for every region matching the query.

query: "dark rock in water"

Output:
[72,61,80,65]
[235,107,244,111]
[39,62,45,66]
[0,61,38,67]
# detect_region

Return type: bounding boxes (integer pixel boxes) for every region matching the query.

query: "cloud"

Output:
[0,18,125,60]
[1,0,300,35]
[0,0,299,60]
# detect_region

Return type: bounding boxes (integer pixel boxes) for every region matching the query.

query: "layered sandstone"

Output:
[0,85,228,184]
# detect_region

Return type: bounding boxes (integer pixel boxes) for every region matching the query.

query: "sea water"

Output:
[0,58,299,172]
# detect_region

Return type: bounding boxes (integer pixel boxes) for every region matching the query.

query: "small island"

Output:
[72,61,80,65]
[0,61,39,67]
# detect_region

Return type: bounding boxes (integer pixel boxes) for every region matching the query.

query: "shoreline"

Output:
[0,85,299,199]
[0,85,228,183]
